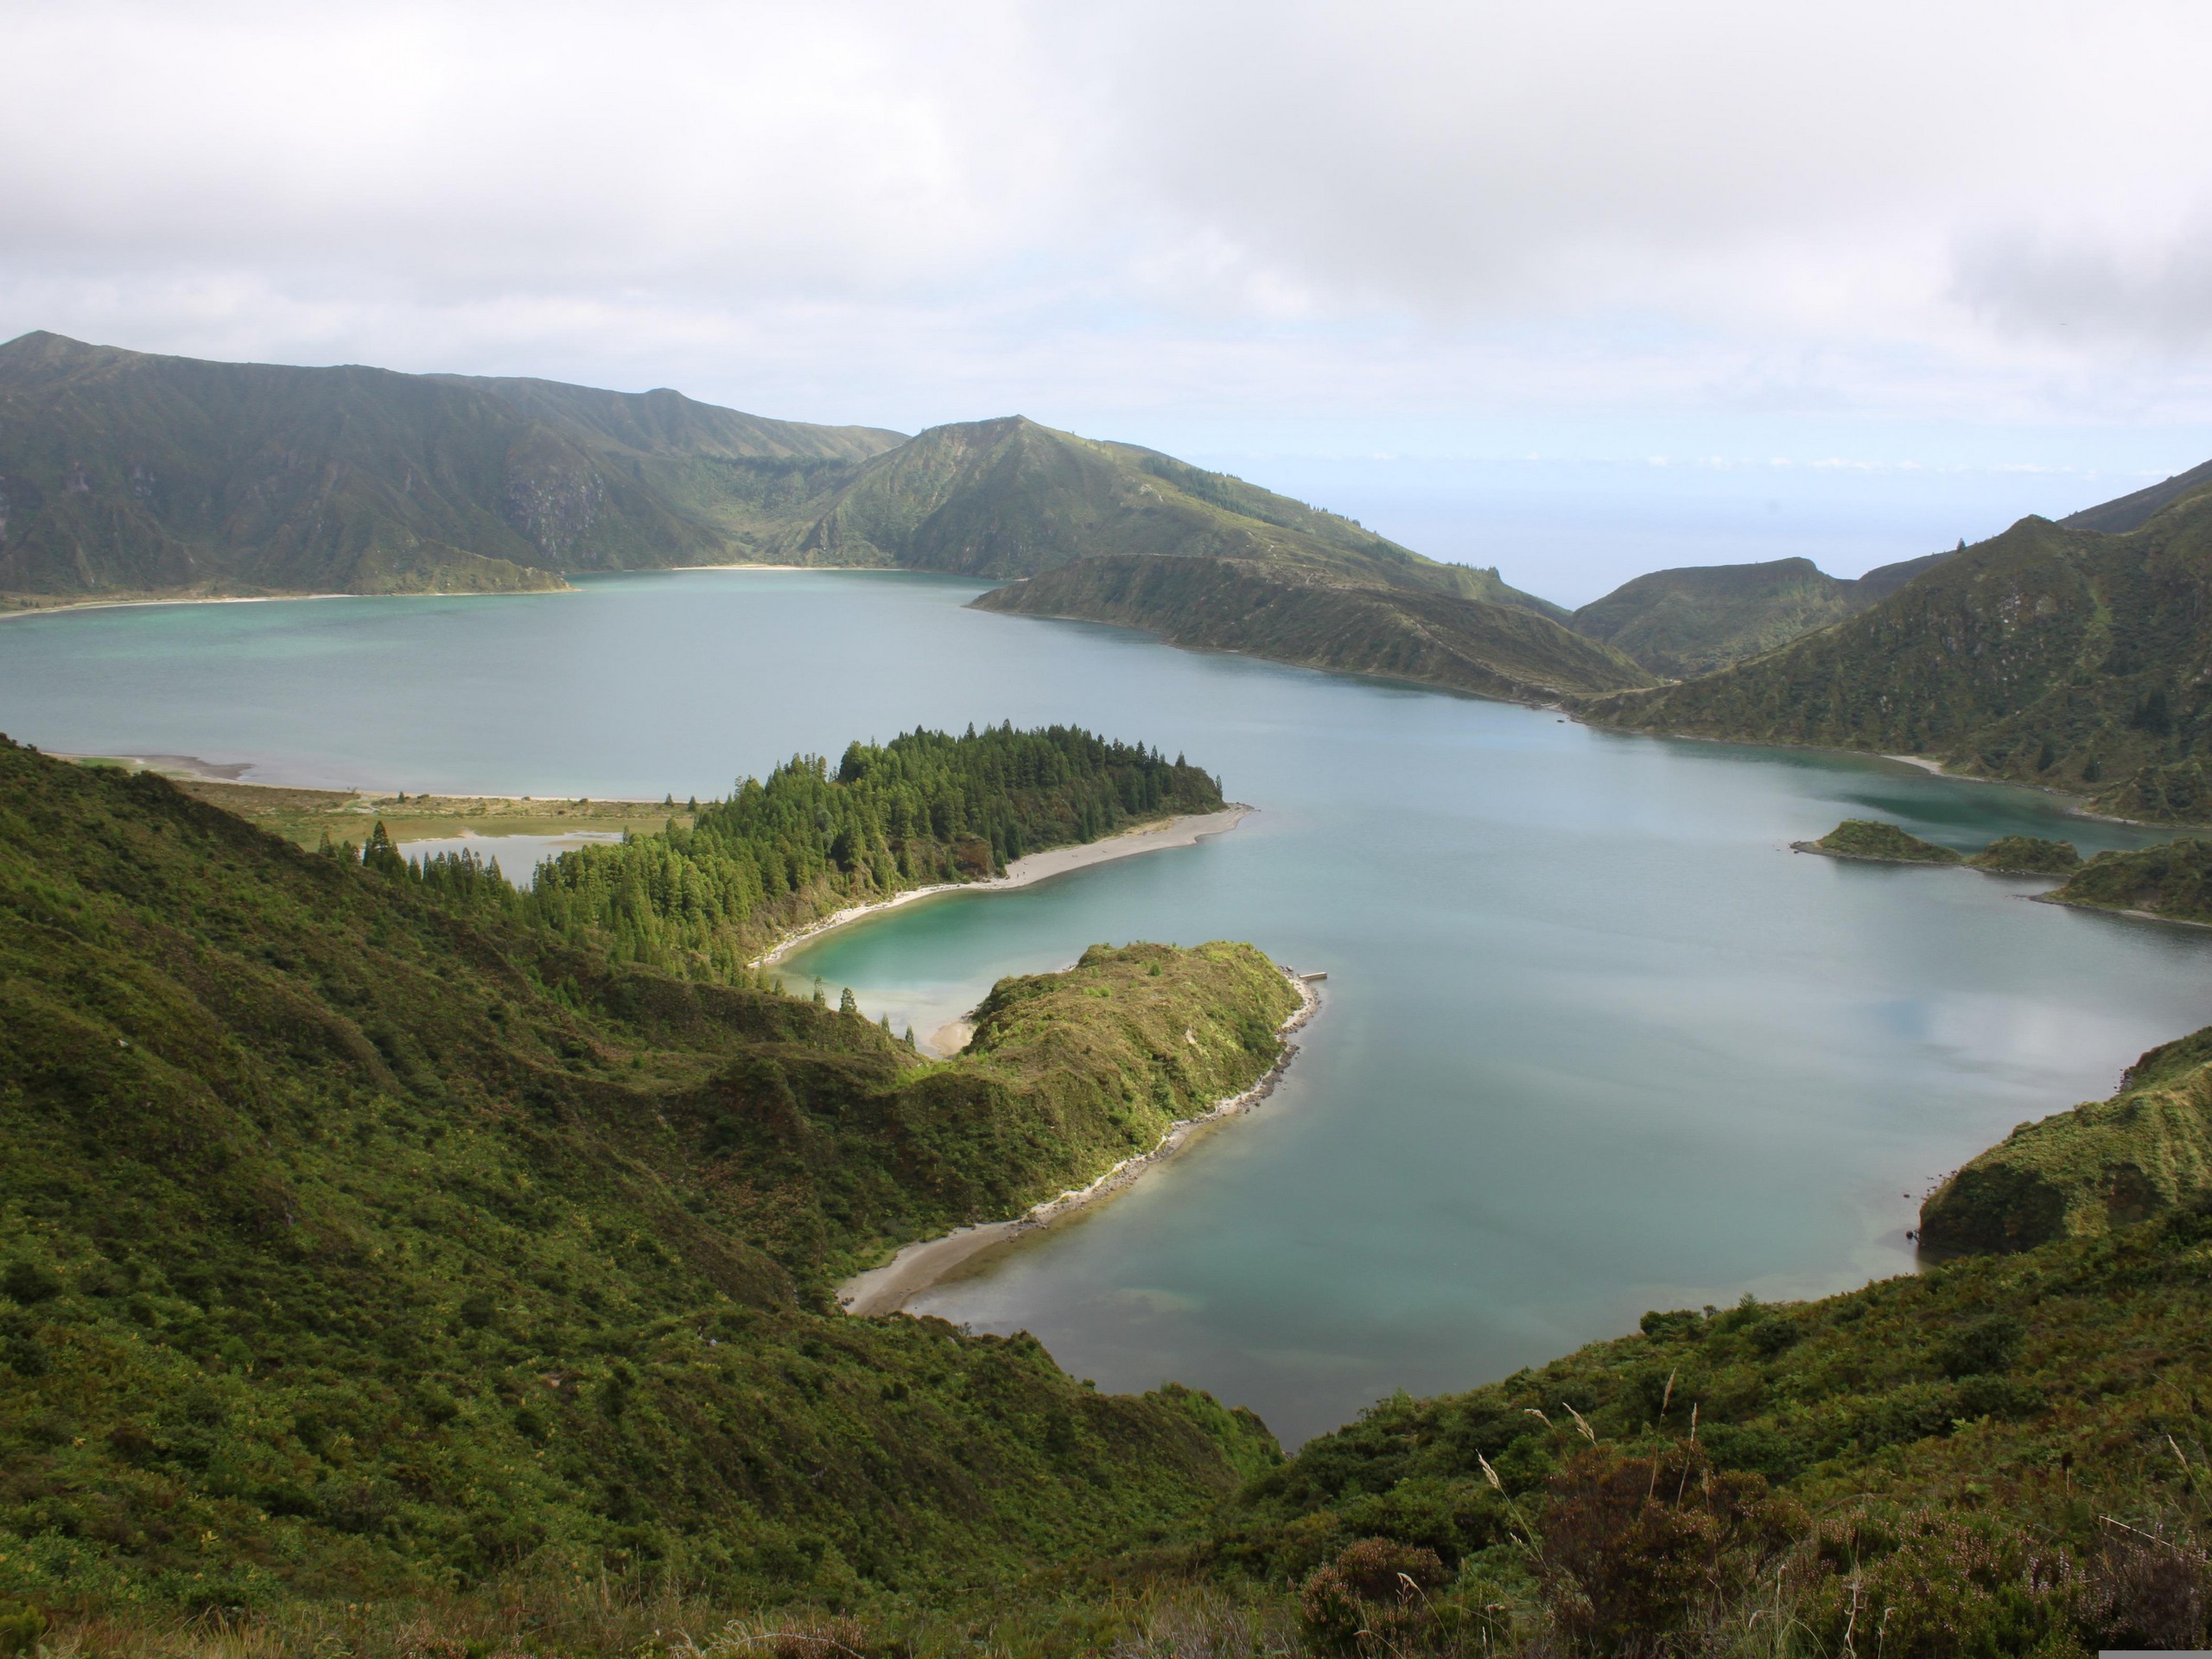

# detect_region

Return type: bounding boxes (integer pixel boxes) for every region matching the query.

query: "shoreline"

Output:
[0,564,944,624]
[752,805,1253,969]
[838,969,1322,1318]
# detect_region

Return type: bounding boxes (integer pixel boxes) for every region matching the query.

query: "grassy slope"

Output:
[763,416,1567,612]
[1921,1028,2212,1254]
[0,738,1286,1618]
[972,554,1651,702]
[1569,557,1861,679]
[0,334,894,600]
[1567,551,1962,680]
[2044,834,2212,925]
[1580,487,2212,822]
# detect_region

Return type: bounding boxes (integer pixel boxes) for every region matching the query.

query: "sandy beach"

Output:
[838,969,1320,1317]
[753,804,1252,968]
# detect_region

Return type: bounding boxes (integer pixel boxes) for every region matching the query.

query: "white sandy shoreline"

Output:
[837,969,1322,1318]
[751,805,1252,969]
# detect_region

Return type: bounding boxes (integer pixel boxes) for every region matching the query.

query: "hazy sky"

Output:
[9,1,2212,600]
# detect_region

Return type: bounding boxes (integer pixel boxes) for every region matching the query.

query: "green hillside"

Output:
[1580,484,2212,821]
[2043,835,2212,925]
[1920,1027,2212,1254]
[1570,556,1860,677]
[761,414,1564,612]
[0,334,901,602]
[2062,458,2212,534]
[1567,550,1959,679]
[3,337,1584,620]
[973,554,1650,702]
[0,734,1294,1632]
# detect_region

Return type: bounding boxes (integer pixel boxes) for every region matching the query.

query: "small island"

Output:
[1793,817,1962,863]
[1796,818,2087,877]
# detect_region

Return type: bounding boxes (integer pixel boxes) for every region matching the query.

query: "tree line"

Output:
[332,723,1224,981]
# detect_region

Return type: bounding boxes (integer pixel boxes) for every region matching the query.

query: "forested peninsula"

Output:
[378,723,1224,983]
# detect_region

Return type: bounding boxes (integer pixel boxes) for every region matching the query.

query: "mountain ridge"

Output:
[1578,480,2212,821]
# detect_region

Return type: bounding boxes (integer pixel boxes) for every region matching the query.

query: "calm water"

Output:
[5,570,2209,1446]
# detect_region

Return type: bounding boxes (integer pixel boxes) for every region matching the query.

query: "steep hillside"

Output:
[764,415,1564,612]
[0,334,899,601]
[2062,458,2212,534]
[0,735,1284,1622]
[1567,549,1958,678]
[2043,834,2212,925]
[1581,488,2212,821]
[1920,1026,2212,1254]
[972,555,1652,702]
[1570,556,1860,677]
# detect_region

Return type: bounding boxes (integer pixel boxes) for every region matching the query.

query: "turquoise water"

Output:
[5,569,2209,1446]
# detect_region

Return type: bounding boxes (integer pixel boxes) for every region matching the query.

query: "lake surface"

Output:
[6,570,2209,1446]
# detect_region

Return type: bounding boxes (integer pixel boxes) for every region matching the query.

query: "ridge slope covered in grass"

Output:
[0,735,1286,1623]
[1581,475,2212,823]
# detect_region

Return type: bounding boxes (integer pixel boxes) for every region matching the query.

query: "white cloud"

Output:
[4,0,2212,439]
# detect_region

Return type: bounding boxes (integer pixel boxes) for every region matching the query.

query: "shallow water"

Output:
[6,569,2209,1446]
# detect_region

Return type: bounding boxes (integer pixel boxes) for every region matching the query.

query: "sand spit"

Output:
[837,969,1321,1318]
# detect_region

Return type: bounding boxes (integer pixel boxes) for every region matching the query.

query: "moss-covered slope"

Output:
[973,555,1651,702]
[1581,485,2212,822]
[0,737,1278,1616]
[1920,1030,2212,1254]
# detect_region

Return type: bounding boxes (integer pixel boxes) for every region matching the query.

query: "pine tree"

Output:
[839,986,859,1017]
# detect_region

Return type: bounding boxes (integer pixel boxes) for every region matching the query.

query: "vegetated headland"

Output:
[14,721,2212,1653]
[1579,467,2212,825]
[838,955,1319,1316]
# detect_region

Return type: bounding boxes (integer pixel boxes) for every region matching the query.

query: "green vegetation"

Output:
[1567,551,1959,680]
[1571,556,1857,679]
[0,733,1295,1629]
[0,332,904,600]
[762,415,1564,613]
[2045,834,2212,924]
[1966,835,2082,874]
[1921,1027,2212,1254]
[390,725,1224,980]
[1800,818,1962,863]
[160,778,687,849]
[1582,478,2212,822]
[974,555,1652,703]
[3,336,1585,620]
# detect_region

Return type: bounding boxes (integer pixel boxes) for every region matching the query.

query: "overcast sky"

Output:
[9,1,2212,599]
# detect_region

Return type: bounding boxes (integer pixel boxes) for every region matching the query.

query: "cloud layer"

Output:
[7,0,2212,440]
